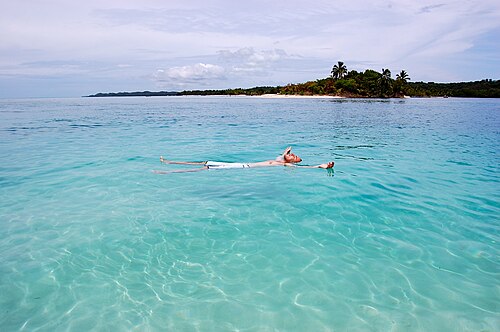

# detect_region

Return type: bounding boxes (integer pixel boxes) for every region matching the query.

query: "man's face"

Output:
[284,153,302,163]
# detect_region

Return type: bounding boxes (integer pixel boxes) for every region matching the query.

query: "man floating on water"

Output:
[153,146,334,174]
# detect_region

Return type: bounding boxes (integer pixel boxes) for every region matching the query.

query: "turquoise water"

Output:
[0,96,498,331]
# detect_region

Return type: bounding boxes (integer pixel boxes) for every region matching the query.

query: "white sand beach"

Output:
[258,94,345,99]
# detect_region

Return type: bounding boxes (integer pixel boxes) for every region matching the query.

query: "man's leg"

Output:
[160,156,206,165]
[153,166,209,174]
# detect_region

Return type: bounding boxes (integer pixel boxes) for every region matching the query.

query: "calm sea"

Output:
[0,96,498,331]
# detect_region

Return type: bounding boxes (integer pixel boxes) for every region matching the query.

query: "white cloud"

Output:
[153,63,226,86]
[217,48,291,76]
[218,48,288,68]
[152,48,292,88]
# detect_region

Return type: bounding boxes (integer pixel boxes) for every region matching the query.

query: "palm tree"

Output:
[378,68,393,97]
[394,70,410,96]
[381,68,391,80]
[331,61,347,80]
[396,70,410,83]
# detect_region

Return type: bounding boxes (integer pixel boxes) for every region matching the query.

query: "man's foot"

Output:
[160,156,166,163]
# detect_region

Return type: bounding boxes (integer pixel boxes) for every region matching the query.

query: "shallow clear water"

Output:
[0,96,499,331]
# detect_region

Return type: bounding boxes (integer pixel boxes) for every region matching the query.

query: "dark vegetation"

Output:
[180,86,280,96]
[86,62,500,98]
[88,91,179,97]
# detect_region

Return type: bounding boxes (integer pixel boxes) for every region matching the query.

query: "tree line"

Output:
[86,62,499,98]
[280,61,499,98]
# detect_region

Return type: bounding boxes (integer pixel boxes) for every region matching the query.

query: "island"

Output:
[85,62,500,98]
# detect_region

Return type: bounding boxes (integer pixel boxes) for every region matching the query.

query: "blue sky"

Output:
[1,0,499,98]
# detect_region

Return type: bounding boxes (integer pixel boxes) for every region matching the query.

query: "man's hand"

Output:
[318,161,334,169]
[282,146,292,155]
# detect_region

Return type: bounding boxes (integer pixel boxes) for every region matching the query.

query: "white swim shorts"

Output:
[205,161,250,169]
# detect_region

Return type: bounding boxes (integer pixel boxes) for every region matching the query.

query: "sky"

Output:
[0,0,499,98]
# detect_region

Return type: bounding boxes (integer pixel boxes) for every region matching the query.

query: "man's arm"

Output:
[285,161,334,169]
[280,146,292,158]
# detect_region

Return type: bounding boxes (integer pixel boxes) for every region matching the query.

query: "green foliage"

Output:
[378,68,393,97]
[335,79,358,94]
[86,65,499,98]
[278,70,499,98]
[396,70,410,83]
[181,86,280,96]
[407,80,500,98]
[394,70,410,96]
[331,61,348,80]
[86,91,179,97]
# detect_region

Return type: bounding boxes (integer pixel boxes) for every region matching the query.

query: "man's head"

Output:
[284,151,302,163]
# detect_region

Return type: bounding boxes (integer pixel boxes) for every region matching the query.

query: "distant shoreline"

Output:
[85,78,500,98]
[84,93,348,99]
[82,93,470,99]
[83,92,347,98]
